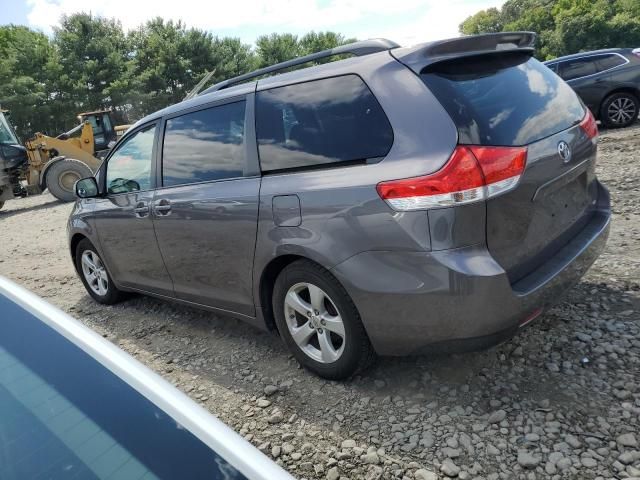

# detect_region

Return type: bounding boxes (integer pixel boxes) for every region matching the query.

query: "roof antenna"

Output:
[184,69,217,100]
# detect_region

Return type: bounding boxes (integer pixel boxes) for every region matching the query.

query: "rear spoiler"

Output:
[391,32,537,74]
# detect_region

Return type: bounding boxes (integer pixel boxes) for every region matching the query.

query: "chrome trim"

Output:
[546,52,630,82]
[0,276,294,480]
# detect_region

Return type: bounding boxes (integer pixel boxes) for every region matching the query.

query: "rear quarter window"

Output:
[558,58,598,80]
[421,53,585,146]
[256,75,393,172]
[595,53,627,71]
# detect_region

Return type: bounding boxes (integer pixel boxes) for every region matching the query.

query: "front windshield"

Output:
[0,113,19,144]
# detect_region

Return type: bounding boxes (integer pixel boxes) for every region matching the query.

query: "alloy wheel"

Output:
[81,250,109,296]
[607,97,637,125]
[283,282,346,363]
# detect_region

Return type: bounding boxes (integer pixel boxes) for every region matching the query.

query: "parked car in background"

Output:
[0,276,293,480]
[545,48,640,128]
[69,32,610,380]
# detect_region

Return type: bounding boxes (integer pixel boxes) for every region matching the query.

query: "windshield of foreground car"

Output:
[0,293,247,480]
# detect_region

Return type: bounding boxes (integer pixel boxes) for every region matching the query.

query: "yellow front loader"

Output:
[25,122,102,201]
[23,110,129,202]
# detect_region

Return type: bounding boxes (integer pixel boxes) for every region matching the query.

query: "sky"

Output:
[0,0,505,47]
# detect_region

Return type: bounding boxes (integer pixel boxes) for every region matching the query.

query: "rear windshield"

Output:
[421,53,585,146]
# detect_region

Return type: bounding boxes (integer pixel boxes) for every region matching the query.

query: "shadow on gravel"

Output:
[0,198,62,218]
[72,278,636,426]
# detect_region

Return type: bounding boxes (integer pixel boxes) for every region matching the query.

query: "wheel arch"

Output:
[259,254,340,332]
[599,86,640,114]
[69,232,89,275]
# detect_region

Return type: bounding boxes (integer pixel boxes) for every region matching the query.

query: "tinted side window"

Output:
[106,124,156,194]
[162,101,246,187]
[559,58,597,80]
[256,75,393,172]
[595,54,626,72]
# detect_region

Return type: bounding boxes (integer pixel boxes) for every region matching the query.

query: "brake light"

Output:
[579,108,598,140]
[377,145,527,211]
[469,146,527,197]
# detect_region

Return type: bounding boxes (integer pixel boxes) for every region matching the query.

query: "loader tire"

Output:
[46,159,93,202]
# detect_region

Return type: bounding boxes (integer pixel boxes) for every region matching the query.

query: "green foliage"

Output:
[0,15,352,138]
[300,31,356,56]
[255,33,301,67]
[0,26,54,137]
[458,8,503,35]
[254,31,354,75]
[460,0,640,60]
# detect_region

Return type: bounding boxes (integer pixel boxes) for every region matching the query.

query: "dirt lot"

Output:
[1,125,639,480]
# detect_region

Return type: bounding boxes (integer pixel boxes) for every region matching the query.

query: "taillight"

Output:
[377,145,527,211]
[579,108,598,140]
[469,146,527,198]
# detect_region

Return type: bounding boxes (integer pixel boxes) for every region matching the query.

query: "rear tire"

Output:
[600,92,639,128]
[75,238,123,304]
[46,159,93,202]
[273,260,375,380]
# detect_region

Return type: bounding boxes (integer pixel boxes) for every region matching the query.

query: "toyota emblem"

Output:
[557,141,571,163]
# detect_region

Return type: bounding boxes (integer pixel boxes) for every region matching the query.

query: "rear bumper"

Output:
[331,182,610,356]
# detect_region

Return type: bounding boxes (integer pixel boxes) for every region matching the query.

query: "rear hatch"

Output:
[417,49,599,283]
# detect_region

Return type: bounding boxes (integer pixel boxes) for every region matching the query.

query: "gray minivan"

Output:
[69,33,611,379]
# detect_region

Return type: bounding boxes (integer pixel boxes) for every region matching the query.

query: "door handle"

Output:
[133,201,149,218]
[153,198,172,216]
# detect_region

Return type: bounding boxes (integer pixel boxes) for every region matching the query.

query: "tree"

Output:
[207,37,257,85]
[254,31,354,71]
[53,13,130,117]
[503,1,558,58]
[255,33,301,67]
[0,26,55,137]
[460,0,640,59]
[459,8,503,35]
[299,31,354,54]
[126,18,191,116]
[0,13,350,137]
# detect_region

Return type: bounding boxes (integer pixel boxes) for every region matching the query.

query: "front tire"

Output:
[46,159,93,202]
[273,260,375,380]
[75,238,123,304]
[600,92,639,128]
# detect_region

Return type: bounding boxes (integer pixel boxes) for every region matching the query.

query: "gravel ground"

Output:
[1,124,639,480]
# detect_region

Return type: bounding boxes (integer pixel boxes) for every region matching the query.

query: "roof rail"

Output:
[199,38,400,95]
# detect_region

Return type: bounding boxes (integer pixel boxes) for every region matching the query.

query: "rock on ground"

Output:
[1,124,639,479]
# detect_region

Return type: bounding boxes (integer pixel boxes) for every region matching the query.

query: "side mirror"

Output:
[75,177,99,199]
